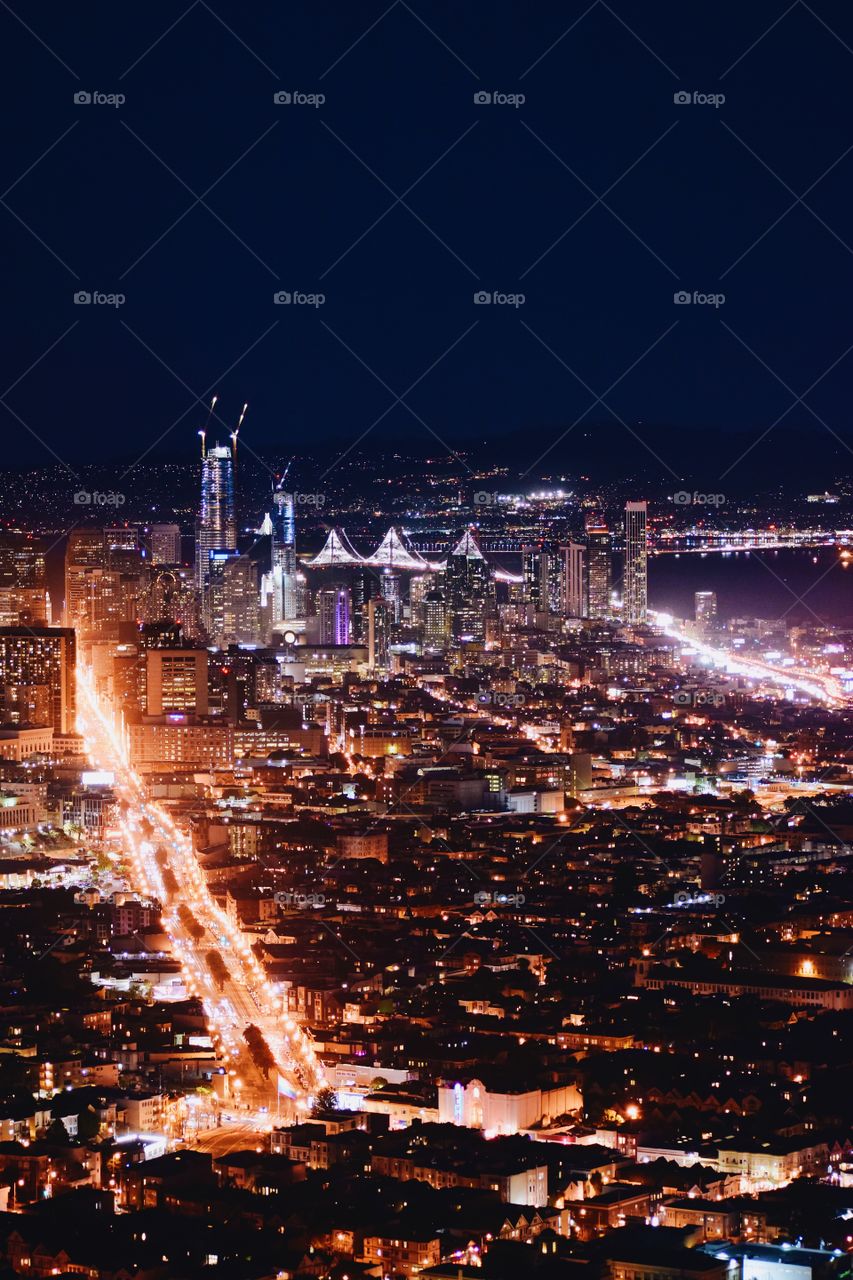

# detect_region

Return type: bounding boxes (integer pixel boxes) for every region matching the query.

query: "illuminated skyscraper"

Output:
[523,543,562,614]
[0,533,49,627]
[317,586,351,645]
[64,528,105,628]
[367,597,391,670]
[586,521,612,620]
[422,588,449,651]
[196,445,236,591]
[695,591,717,628]
[0,627,76,732]
[149,524,182,566]
[446,529,494,641]
[221,554,261,644]
[623,501,648,626]
[560,542,587,618]
[271,485,298,622]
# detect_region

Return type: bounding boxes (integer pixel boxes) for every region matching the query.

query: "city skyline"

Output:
[1,7,853,1278]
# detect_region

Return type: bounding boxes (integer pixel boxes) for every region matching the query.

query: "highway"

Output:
[76,665,326,1114]
[650,610,852,710]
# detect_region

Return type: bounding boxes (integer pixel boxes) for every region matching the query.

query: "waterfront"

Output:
[648,546,853,624]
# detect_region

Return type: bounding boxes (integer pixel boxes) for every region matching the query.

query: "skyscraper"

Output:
[422,588,449,651]
[623,501,648,626]
[0,533,49,627]
[367,597,391,670]
[523,543,562,614]
[149,524,182,565]
[270,485,298,622]
[0,627,76,733]
[196,445,236,591]
[560,542,587,618]
[317,586,351,645]
[586,521,612,620]
[221,554,261,645]
[695,591,717,628]
[64,528,105,628]
[446,529,494,642]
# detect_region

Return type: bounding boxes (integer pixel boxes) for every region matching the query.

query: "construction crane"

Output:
[231,402,248,470]
[198,394,217,459]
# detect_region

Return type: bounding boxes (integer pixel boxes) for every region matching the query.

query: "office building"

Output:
[268,484,298,624]
[445,529,494,642]
[64,529,105,628]
[104,527,139,553]
[586,521,612,619]
[522,543,562,614]
[560,542,587,618]
[422,589,449,651]
[145,648,209,717]
[317,586,351,646]
[367,598,391,670]
[623,501,648,626]
[0,627,76,733]
[196,445,236,591]
[221,555,261,645]
[149,524,182,565]
[695,591,718,628]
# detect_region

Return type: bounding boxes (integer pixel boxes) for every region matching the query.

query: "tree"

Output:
[312,1086,338,1115]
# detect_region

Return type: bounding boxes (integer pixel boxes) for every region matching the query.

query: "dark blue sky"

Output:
[2,1,853,487]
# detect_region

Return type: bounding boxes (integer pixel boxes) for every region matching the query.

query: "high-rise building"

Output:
[0,627,76,733]
[445,530,494,642]
[149,524,182,565]
[145,648,209,717]
[422,589,449,651]
[270,485,298,623]
[586,521,612,620]
[65,529,105,628]
[196,445,236,591]
[695,591,718,628]
[139,567,200,637]
[367,597,391,670]
[522,543,562,614]
[221,555,261,645]
[317,586,351,645]
[379,570,402,623]
[623,501,648,626]
[0,534,46,588]
[0,535,50,628]
[560,542,587,618]
[205,549,239,640]
[104,526,139,553]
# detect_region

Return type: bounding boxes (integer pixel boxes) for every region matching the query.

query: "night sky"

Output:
[3,1,853,487]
